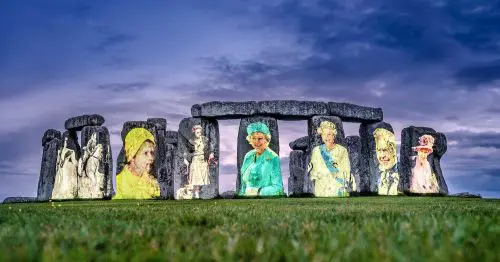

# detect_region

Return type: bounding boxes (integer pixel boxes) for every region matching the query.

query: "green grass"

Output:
[0,197,498,262]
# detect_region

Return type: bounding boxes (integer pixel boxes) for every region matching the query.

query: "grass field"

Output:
[0,197,498,261]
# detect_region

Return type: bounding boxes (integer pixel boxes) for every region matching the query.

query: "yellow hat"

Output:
[124,128,156,162]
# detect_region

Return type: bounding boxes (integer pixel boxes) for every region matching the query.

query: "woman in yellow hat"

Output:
[113,127,160,199]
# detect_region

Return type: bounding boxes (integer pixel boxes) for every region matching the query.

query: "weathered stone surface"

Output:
[236,116,279,193]
[191,101,258,119]
[359,122,397,194]
[165,131,178,145]
[3,197,39,204]
[116,148,125,175]
[399,126,448,194]
[308,116,346,148]
[289,136,309,151]
[288,150,306,196]
[120,121,156,142]
[158,143,176,199]
[42,129,62,147]
[51,131,80,200]
[329,102,383,123]
[192,100,381,122]
[220,190,236,199]
[147,118,167,130]
[450,192,481,198]
[174,117,219,199]
[346,136,362,193]
[147,118,171,199]
[79,126,113,199]
[256,100,329,120]
[65,114,105,131]
[37,138,62,201]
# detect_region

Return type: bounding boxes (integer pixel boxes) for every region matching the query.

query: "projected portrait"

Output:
[114,128,160,199]
[410,134,439,193]
[307,121,355,197]
[177,125,217,199]
[52,136,78,199]
[373,128,399,195]
[78,133,105,198]
[239,122,284,197]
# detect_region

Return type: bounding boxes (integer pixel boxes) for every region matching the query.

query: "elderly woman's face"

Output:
[250,132,268,154]
[376,141,396,170]
[133,141,155,174]
[320,128,335,145]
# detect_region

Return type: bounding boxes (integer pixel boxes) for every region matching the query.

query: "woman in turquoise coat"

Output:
[239,122,284,197]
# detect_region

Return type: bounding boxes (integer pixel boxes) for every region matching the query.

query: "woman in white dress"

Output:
[410,134,439,193]
[184,125,215,199]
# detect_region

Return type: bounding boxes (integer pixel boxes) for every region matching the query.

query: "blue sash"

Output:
[320,144,339,173]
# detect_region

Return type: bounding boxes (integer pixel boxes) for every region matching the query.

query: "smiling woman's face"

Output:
[250,132,268,154]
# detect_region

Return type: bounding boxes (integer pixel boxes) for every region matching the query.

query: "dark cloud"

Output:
[97,82,151,92]
[445,130,500,149]
[454,59,500,86]
[90,32,137,53]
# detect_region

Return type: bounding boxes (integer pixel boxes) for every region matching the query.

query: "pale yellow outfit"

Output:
[377,169,399,195]
[189,138,210,186]
[308,144,356,197]
[114,167,160,199]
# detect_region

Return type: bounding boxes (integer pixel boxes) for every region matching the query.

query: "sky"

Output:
[1,0,499,200]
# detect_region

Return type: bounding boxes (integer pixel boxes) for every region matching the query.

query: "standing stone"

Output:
[174,118,219,199]
[165,131,178,145]
[118,121,157,176]
[65,114,105,131]
[288,150,306,196]
[159,142,176,199]
[147,118,173,199]
[289,136,309,151]
[359,122,399,194]
[79,126,113,199]
[400,126,448,195]
[37,136,63,201]
[42,129,62,147]
[116,120,162,199]
[346,136,362,194]
[236,116,279,194]
[308,116,346,148]
[306,116,355,196]
[51,131,80,200]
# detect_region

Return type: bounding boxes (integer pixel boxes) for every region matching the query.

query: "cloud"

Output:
[454,60,500,86]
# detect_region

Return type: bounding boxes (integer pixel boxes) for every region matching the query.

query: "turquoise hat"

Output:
[246,122,270,136]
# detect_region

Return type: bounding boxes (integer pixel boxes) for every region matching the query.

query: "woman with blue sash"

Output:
[307,121,355,197]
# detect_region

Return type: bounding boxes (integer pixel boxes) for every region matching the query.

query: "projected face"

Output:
[132,141,155,174]
[373,128,397,171]
[250,132,269,154]
[320,128,335,146]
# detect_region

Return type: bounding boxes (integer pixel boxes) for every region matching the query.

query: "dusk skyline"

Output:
[1,0,500,200]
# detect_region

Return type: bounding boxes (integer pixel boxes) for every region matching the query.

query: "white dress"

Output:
[188,138,210,186]
[410,158,439,193]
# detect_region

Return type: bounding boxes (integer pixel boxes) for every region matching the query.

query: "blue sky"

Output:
[1,0,499,200]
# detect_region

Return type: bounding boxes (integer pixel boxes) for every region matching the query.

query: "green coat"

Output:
[239,148,284,197]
